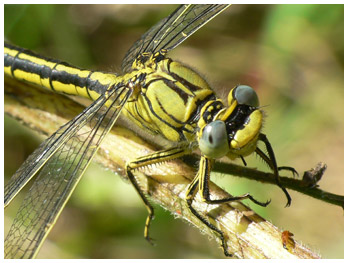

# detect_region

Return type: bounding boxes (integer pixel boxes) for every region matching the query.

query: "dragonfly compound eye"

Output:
[228,85,259,107]
[199,120,229,159]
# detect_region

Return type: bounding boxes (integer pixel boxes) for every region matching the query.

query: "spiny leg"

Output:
[198,156,270,206]
[241,154,297,176]
[185,173,234,257]
[255,147,298,177]
[257,133,292,207]
[126,145,191,244]
[185,156,270,257]
[126,165,155,244]
[278,166,298,176]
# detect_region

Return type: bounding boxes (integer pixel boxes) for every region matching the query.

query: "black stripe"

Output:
[154,95,187,126]
[202,157,210,198]
[162,78,189,104]
[144,77,202,124]
[11,56,53,79]
[225,104,255,142]
[187,94,216,124]
[5,42,62,64]
[133,102,158,132]
[5,42,110,96]
[49,62,87,89]
[143,93,184,141]
[124,106,156,134]
[49,63,59,91]
[201,100,224,123]
[134,148,186,164]
[85,71,94,100]
[169,72,202,94]
[86,75,111,95]
[4,53,15,77]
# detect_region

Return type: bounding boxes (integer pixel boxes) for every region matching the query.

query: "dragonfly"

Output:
[4,4,297,258]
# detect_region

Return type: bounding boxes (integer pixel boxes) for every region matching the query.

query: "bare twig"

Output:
[209,160,342,208]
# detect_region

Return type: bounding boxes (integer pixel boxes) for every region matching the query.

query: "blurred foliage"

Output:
[4,4,343,259]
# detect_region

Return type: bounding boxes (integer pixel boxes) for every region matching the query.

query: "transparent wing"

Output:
[4,84,132,259]
[4,97,105,207]
[121,4,230,73]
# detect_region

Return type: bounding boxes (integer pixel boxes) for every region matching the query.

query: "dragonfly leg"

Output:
[186,171,234,257]
[126,164,155,244]
[126,145,191,244]
[186,156,271,257]
[278,166,299,177]
[256,133,292,207]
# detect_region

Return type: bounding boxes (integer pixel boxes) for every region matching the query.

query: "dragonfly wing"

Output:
[4,84,132,259]
[121,4,230,73]
[5,98,102,207]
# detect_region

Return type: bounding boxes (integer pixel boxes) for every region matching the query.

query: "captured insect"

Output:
[4,4,302,258]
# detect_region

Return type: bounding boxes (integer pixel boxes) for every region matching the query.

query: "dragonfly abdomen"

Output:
[4,42,120,102]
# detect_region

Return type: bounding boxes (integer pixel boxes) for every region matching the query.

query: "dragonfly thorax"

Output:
[124,55,216,142]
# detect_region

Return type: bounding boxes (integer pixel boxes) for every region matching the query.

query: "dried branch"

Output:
[4,78,325,258]
[204,159,342,208]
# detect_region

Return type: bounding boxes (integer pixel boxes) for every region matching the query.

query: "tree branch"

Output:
[189,157,342,208]
[4,78,326,258]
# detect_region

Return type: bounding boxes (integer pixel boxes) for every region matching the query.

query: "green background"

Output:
[4,4,343,259]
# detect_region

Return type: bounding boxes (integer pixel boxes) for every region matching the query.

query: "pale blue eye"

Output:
[199,120,229,159]
[234,85,259,107]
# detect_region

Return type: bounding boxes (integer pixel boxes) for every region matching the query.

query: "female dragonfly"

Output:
[4,4,295,258]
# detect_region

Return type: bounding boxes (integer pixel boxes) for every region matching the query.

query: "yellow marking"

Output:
[11,69,43,87]
[51,80,76,94]
[89,71,119,86]
[4,46,19,57]
[53,65,91,96]
[4,65,12,76]
[220,100,237,121]
[55,64,89,77]
[185,168,200,200]
[5,46,123,99]
[40,77,51,90]
[198,157,211,201]
[231,110,262,149]
[53,64,91,98]
[227,87,234,105]
[18,52,56,69]
[5,47,54,87]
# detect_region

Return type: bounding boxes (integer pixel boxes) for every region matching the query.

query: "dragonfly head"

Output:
[198,85,263,159]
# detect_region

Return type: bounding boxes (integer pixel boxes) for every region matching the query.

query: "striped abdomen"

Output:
[4,42,121,101]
